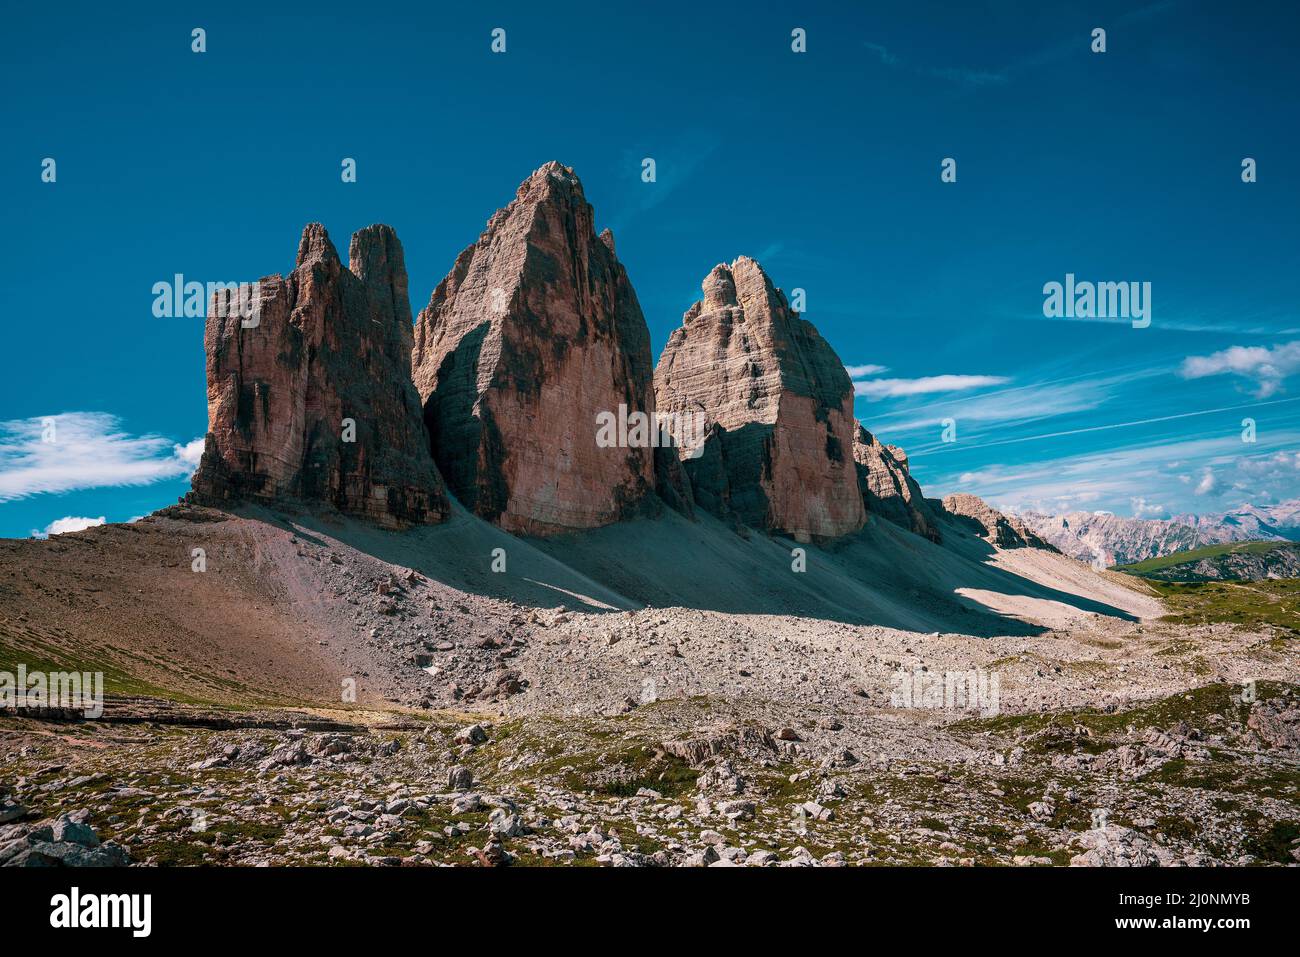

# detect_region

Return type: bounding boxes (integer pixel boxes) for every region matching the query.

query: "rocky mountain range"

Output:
[941,494,1057,551]
[190,161,1030,557]
[1171,501,1300,543]
[852,426,941,544]
[1017,501,1300,567]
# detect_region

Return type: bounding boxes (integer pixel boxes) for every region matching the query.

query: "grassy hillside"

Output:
[1143,578,1300,635]
[1116,539,1289,575]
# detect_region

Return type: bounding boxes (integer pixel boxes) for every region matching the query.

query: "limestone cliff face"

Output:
[940,493,1056,551]
[654,258,864,542]
[192,223,447,527]
[852,425,941,543]
[411,162,657,535]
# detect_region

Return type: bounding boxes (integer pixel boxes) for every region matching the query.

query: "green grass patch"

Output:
[1140,579,1300,633]
[1116,540,1291,576]
[1243,820,1300,864]
[955,681,1295,741]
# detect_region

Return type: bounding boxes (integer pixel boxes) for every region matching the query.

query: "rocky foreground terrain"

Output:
[2,505,1297,867]
[3,674,1297,868]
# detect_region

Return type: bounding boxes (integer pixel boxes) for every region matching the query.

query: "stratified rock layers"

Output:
[852,425,942,543]
[654,258,865,541]
[192,224,448,527]
[411,162,656,535]
[941,493,1056,551]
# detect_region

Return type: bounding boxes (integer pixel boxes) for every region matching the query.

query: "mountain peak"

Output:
[192,223,447,527]
[410,164,655,535]
[295,222,340,267]
[655,259,864,542]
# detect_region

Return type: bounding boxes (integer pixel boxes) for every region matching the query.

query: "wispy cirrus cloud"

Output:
[1038,315,1300,336]
[1180,340,1300,398]
[863,42,902,68]
[852,368,1163,445]
[611,131,723,229]
[870,373,1127,436]
[904,391,1300,459]
[0,412,202,503]
[852,374,1009,399]
[863,1,1176,91]
[844,363,889,378]
[936,431,1300,518]
[861,41,1007,88]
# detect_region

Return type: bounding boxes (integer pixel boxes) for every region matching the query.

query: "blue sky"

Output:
[2,0,1297,538]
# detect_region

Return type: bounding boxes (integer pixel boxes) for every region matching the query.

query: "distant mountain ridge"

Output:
[1116,540,1300,582]
[1169,501,1300,543]
[1015,500,1300,567]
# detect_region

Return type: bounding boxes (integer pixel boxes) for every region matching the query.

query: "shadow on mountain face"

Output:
[858,516,1148,627]
[310,497,1146,635]
[421,321,499,515]
[289,503,636,616]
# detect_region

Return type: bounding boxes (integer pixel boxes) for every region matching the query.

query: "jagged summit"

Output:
[942,493,1056,551]
[655,256,864,542]
[191,222,447,528]
[296,221,339,266]
[853,423,942,543]
[411,162,657,535]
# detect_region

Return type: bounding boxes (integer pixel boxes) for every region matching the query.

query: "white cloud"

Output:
[1130,497,1168,518]
[1180,340,1300,397]
[853,374,1010,399]
[0,412,204,503]
[1234,450,1300,476]
[872,378,1115,435]
[844,364,889,378]
[173,437,205,468]
[31,515,105,538]
[867,367,1166,440]
[898,392,1300,461]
